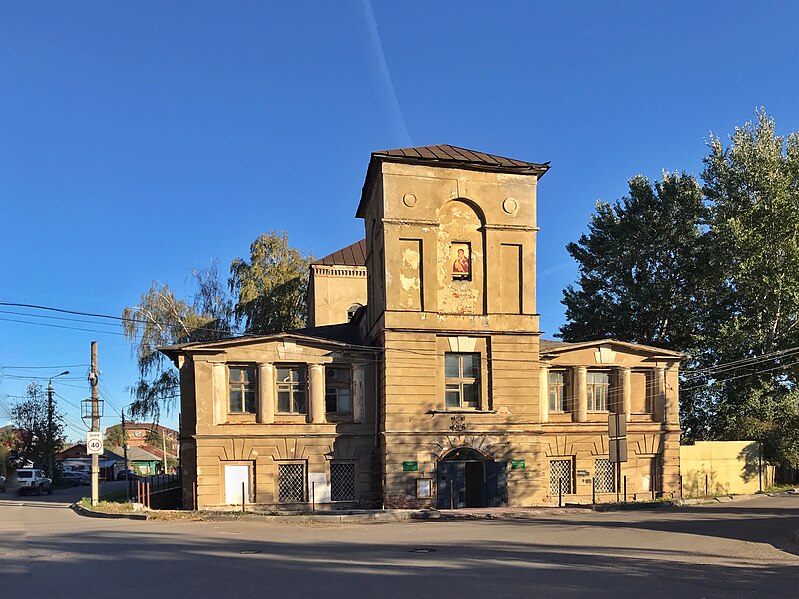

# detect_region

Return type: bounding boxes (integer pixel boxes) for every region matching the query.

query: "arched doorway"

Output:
[437,447,507,509]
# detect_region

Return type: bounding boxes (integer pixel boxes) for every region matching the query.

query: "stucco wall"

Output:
[680,441,775,496]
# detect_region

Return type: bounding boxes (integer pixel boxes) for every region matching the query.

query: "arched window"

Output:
[347,304,363,322]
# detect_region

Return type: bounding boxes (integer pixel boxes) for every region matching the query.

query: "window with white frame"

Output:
[587,371,610,411]
[330,462,356,501]
[228,366,256,414]
[548,370,568,412]
[325,366,352,414]
[276,366,307,414]
[444,352,480,409]
[277,463,306,502]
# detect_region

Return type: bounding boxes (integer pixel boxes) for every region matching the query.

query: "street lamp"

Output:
[47,370,70,478]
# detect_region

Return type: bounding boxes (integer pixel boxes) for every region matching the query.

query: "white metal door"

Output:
[225,465,250,504]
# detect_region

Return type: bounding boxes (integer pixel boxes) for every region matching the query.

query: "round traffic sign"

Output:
[87,438,103,452]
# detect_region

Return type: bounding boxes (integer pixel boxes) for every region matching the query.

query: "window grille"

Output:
[550,459,573,495]
[278,463,306,502]
[595,458,615,493]
[330,462,356,501]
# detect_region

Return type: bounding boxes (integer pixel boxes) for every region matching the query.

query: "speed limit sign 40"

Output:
[86,432,104,455]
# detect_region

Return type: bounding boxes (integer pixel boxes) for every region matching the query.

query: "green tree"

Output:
[229,231,312,334]
[122,262,233,421]
[105,425,126,448]
[560,172,709,351]
[700,108,799,461]
[11,382,64,468]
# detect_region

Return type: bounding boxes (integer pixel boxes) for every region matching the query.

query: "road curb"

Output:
[70,502,148,520]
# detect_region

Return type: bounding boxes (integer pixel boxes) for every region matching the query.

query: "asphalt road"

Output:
[1,488,798,599]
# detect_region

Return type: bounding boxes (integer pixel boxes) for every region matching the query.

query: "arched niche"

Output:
[436,199,485,315]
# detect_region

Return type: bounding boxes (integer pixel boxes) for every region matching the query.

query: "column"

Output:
[575,366,587,422]
[653,367,666,423]
[619,366,631,422]
[211,362,226,425]
[352,363,366,424]
[257,363,274,424]
[664,366,680,426]
[309,364,326,423]
[539,365,549,423]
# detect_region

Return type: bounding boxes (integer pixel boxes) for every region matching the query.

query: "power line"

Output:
[1,363,89,370]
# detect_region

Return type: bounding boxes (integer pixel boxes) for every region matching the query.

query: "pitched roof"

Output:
[358,144,550,217]
[313,239,367,266]
[539,338,686,358]
[373,144,550,176]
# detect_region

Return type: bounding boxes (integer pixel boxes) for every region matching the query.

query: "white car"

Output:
[17,469,53,495]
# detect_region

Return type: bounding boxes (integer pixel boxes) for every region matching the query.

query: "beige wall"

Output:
[178,338,380,509]
[680,441,774,497]
[307,264,367,327]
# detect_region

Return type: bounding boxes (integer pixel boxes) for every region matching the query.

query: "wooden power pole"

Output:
[90,341,100,507]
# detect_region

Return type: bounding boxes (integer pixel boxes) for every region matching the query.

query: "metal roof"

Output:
[357,144,549,217]
[373,144,550,175]
[313,239,366,266]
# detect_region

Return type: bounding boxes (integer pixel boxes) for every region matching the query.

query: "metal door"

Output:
[485,461,508,507]
[437,462,466,509]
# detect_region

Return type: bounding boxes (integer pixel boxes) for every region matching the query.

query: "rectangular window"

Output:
[228,366,256,414]
[550,458,574,495]
[277,463,306,502]
[325,367,352,414]
[330,462,356,501]
[587,372,610,411]
[594,458,615,494]
[548,370,568,412]
[444,352,480,409]
[276,366,307,414]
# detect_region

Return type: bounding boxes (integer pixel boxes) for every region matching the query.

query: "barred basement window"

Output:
[550,459,573,495]
[595,458,615,493]
[277,463,306,502]
[330,462,356,501]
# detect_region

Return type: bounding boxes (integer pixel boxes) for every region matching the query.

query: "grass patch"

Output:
[80,497,138,513]
[758,484,797,494]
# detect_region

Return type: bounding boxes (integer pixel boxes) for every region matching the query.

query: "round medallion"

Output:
[403,193,418,207]
[503,197,518,215]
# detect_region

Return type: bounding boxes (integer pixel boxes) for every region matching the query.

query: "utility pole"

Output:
[47,370,70,479]
[122,409,130,500]
[89,341,100,507]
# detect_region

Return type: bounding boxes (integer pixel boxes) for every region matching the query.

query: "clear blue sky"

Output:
[2,1,798,438]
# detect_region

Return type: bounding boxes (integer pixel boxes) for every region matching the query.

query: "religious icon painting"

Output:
[451,242,471,280]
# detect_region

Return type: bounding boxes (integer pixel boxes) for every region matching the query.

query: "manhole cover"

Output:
[410,547,437,553]
[239,549,262,555]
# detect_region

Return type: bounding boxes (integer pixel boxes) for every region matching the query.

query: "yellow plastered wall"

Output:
[679,441,775,497]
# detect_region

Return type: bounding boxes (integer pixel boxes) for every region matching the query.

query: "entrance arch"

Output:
[437,446,507,509]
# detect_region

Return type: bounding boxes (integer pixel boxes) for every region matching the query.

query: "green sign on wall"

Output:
[511,459,526,469]
[402,461,418,472]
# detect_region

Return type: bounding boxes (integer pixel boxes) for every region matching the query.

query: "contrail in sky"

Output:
[362,0,413,147]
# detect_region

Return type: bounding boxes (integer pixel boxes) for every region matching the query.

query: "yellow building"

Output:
[163,145,683,510]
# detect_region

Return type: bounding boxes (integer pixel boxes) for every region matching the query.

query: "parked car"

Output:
[16,469,53,495]
[61,471,90,486]
[0,475,6,492]
[116,470,137,481]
